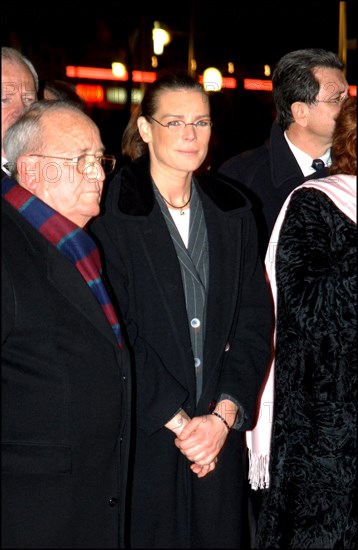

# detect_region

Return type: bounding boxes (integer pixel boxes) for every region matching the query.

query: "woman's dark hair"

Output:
[121,73,207,160]
[329,95,356,176]
[272,49,344,130]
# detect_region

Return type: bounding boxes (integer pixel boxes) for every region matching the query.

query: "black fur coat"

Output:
[256,188,357,548]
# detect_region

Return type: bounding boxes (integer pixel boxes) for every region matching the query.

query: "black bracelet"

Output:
[211,411,231,432]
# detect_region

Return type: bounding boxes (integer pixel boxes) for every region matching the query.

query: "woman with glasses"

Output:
[91,73,273,549]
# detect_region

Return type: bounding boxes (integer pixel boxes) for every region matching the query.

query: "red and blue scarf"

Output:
[2,177,122,348]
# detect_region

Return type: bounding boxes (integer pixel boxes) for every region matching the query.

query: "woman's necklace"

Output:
[158,184,192,215]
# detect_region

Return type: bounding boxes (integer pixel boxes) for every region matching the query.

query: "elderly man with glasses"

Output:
[1,100,131,548]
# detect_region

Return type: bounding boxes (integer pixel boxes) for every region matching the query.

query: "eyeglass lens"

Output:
[79,156,115,174]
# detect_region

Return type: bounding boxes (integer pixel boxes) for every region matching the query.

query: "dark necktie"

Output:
[311,158,325,171]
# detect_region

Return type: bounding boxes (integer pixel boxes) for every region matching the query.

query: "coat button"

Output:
[225,342,230,352]
[108,497,118,507]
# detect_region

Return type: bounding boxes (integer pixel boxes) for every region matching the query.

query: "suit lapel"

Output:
[47,244,120,349]
[136,207,197,391]
[200,192,243,379]
[4,201,120,351]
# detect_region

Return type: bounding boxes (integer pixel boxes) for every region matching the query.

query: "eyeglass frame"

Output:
[147,115,213,131]
[314,94,348,105]
[26,153,116,174]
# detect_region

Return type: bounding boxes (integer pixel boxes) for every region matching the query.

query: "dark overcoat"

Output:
[219,121,329,257]
[1,197,131,548]
[91,155,273,548]
[256,189,357,548]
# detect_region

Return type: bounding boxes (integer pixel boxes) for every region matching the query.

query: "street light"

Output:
[111,62,127,78]
[264,64,271,77]
[152,21,171,55]
[202,67,222,92]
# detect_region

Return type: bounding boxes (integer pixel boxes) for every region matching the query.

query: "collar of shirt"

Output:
[284,133,331,177]
[2,157,11,176]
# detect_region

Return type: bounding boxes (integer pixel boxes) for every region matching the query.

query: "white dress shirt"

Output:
[284,133,332,177]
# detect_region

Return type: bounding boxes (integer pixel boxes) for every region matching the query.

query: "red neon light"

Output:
[243,79,273,92]
[66,66,157,83]
[67,68,356,96]
[67,66,236,87]
[198,76,237,89]
[76,84,104,103]
[132,71,157,83]
[67,66,127,81]
[243,81,357,96]
[222,77,237,89]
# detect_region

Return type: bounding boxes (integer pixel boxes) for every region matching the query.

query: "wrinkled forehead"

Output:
[2,59,35,83]
[41,109,102,148]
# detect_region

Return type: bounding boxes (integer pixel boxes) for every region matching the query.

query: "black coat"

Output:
[256,188,357,548]
[1,198,131,548]
[91,155,273,548]
[219,121,329,257]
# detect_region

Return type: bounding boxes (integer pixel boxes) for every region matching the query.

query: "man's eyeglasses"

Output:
[147,115,213,132]
[315,95,348,105]
[27,153,116,174]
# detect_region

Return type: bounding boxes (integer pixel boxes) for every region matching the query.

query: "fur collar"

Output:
[117,154,250,216]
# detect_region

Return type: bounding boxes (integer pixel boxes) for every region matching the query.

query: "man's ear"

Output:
[291,101,310,128]
[137,115,152,143]
[17,155,40,192]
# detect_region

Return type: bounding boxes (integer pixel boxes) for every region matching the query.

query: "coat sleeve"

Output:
[215,209,273,431]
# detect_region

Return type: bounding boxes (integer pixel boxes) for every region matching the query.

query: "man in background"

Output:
[1,46,38,177]
[219,48,349,258]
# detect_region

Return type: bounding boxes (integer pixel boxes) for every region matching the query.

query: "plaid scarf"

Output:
[2,178,122,348]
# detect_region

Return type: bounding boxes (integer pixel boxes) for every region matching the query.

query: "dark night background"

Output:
[3,0,357,171]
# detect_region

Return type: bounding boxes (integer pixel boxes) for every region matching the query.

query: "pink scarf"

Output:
[246,174,357,490]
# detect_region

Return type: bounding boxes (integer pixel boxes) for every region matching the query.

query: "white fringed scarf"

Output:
[246,174,357,490]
